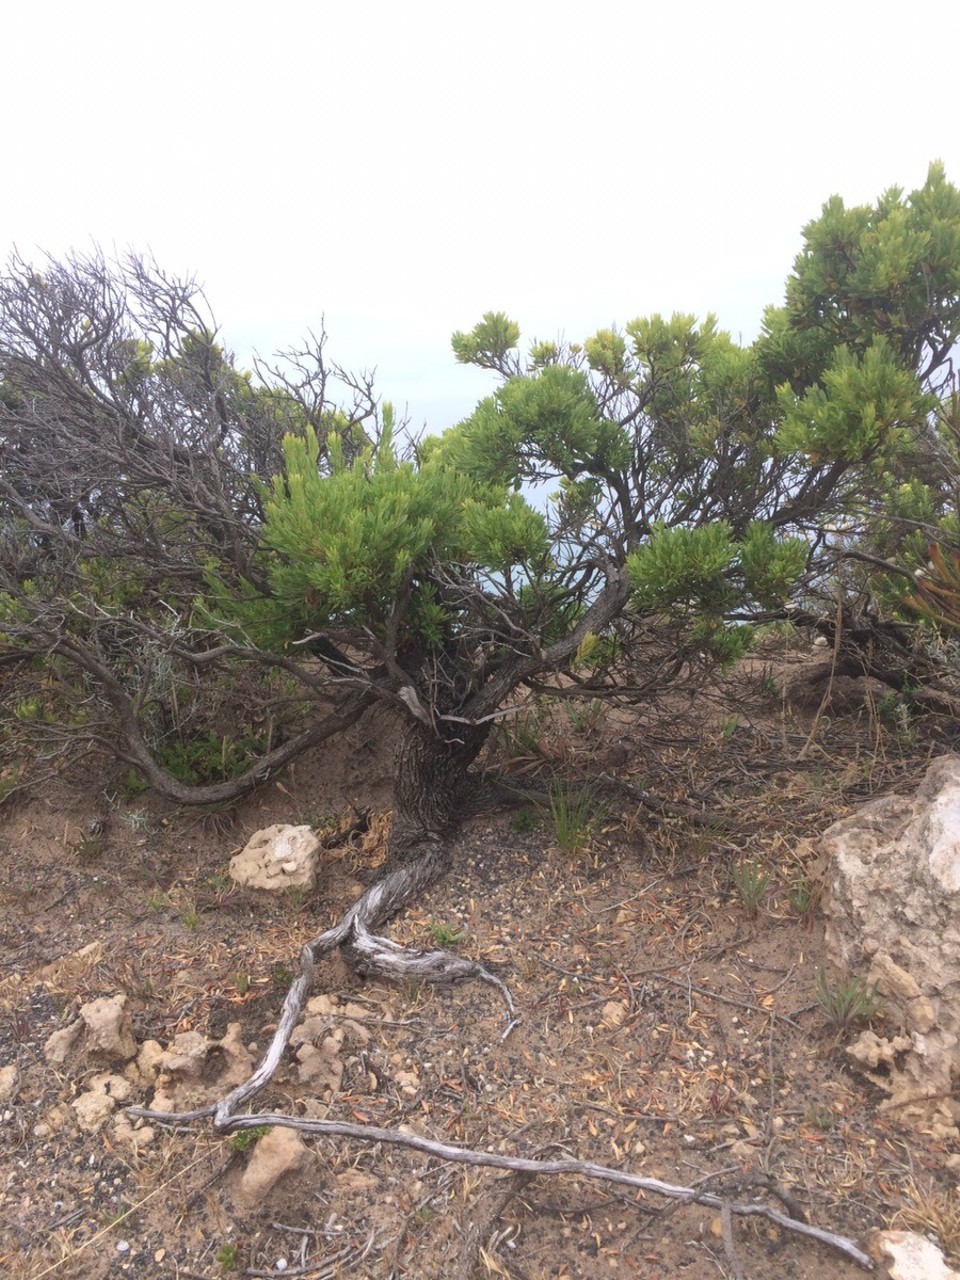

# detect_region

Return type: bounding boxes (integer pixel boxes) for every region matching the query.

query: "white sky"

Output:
[3,0,959,433]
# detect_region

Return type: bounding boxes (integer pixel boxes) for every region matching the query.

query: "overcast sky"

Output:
[3,0,959,433]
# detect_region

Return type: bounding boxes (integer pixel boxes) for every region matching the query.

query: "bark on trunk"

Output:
[389,716,490,854]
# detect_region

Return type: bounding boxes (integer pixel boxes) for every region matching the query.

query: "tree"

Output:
[0,250,382,804]
[757,161,960,624]
[7,185,956,1273]
[2,167,958,892]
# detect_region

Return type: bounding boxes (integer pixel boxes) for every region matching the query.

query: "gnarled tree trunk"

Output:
[389,715,490,854]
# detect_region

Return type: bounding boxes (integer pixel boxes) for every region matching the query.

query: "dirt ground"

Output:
[2,652,959,1280]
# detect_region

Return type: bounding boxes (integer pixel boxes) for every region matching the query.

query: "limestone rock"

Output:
[229,824,320,891]
[150,1024,254,1112]
[133,1039,165,1083]
[73,1089,118,1133]
[112,1111,156,1151]
[601,1000,628,1027]
[80,994,138,1060]
[847,1029,912,1072]
[44,1020,82,1065]
[295,1037,344,1094]
[71,1072,132,1133]
[870,1230,960,1280]
[237,1126,313,1207]
[0,1063,20,1104]
[821,755,960,1134]
[45,993,137,1066]
[216,1022,256,1089]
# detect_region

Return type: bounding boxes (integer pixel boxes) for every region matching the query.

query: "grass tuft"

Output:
[544,780,600,855]
[815,968,883,1029]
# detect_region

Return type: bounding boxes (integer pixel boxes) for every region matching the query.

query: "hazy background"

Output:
[3,0,958,431]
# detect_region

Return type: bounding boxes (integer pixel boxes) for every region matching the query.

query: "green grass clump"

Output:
[730,859,770,917]
[815,968,883,1029]
[545,781,600,855]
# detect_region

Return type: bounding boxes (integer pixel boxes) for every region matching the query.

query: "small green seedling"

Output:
[428,919,466,946]
[216,1242,240,1271]
[511,807,537,834]
[730,860,770,917]
[545,781,599,855]
[229,1124,271,1153]
[815,968,883,1029]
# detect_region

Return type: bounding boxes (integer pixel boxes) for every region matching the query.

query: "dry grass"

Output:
[893,1177,960,1258]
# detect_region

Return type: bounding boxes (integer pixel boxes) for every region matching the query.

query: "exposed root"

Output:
[127,838,873,1274]
[134,838,514,1127]
[126,1109,875,1271]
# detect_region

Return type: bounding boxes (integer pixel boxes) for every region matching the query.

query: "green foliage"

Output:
[776,339,934,464]
[740,523,809,607]
[563,698,605,734]
[787,873,822,922]
[177,898,200,931]
[73,830,104,862]
[774,163,960,381]
[427,919,466,946]
[6,174,960,812]
[229,1125,271,1152]
[461,491,550,575]
[572,631,620,673]
[627,518,808,663]
[156,731,263,786]
[216,1243,240,1272]
[729,860,770,917]
[510,807,537,834]
[444,364,631,491]
[628,523,738,613]
[261,411,548,646]
[451,311,521,370]
[544,780,601,854]
[496,708,547,761]
[584,327,628,380]
[815,969,883,1030]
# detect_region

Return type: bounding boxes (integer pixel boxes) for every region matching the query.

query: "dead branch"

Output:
[129,1108,874,1271]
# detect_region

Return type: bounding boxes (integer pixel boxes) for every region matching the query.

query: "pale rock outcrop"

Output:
[237,1126,313,1208]
[112,1111,156,1151]
[229,824,320,891]
[0,1063,20,1104]
[149,1023,253,1112]
[870,1230,960,1280]
[71,1071,132,1132]
[45,993,137,1066]
[821,754,960,1135]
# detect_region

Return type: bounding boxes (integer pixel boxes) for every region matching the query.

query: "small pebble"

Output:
[116,1240,130,1253]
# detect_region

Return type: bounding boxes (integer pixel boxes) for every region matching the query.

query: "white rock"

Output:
[822,755,960,1135]
[229,825,321,891]
[237,1127,313,1208]
[79,994,138,1061]
[150,1024,254,1112]
[871,1229,960,1279]
[45,993,137,1066]
[113,1111,156,1151]
[0,1064,20,1104]
[72,1073,132,1133]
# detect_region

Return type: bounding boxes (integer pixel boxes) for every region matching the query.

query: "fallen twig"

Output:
[127,1107,874,1270]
